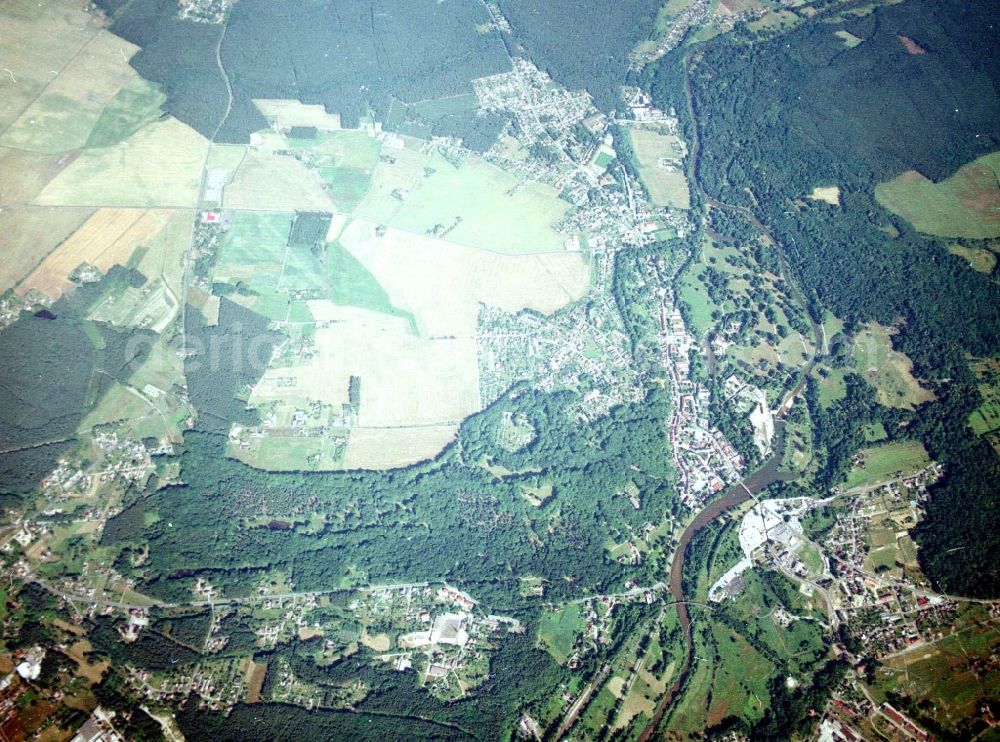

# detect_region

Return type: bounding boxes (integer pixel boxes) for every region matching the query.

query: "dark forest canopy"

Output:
[498,0,661,111]
[98,0,511,143]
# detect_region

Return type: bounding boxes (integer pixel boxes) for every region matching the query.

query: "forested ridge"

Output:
[643,0,1000,595]
[97,0,511,145]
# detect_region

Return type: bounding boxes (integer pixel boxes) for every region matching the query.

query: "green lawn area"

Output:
[863,421,888,442]
[537,603,583,664]
[814,366,847,408]
[843,440,931,489]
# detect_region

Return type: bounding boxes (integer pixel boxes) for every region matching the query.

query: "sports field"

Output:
[35,118,208,207]
[626,126,690,209]
[853,323,935,409]
[875,152,1000,239]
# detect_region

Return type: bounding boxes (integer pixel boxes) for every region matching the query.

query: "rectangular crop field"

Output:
[0,206,94,292]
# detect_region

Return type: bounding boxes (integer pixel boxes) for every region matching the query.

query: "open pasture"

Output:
[0,0,97,133]
[875,152,1000,239]
[843,440,930,489]
[255,303,480,427]
[0,206,94,292]
[355,148,569,254]
[853,323,935,409]
[537,603,583,664]
[338,219,590,337]
[133,210,193,295]
[18,208,172,298]
[35,117,208,207]
[626,126,691,208]
[340,425,457,470]
[1,30,139,153]
[948,244,996,274]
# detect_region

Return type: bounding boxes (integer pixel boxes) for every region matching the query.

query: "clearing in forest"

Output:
[875,152,1000,239]
[843,440,931,489]
[853,323,935,409]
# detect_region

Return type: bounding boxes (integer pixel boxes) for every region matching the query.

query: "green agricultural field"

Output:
[213,211,293,293]
[86,76,167,149]
[875,152,1000,239]
[537,603,583,664]
[843,440,931,489]
[326,240,415,328]
[230,435,346,471]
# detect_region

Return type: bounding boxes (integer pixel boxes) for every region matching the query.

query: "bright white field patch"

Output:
[223,149,336,211]
[338,219,590,336]
[254,303,480,427]
[34,117,208,207]
[342,426,458,470]
[253,99,342,130]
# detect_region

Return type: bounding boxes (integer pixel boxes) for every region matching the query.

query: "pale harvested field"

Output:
[0,147,78,204]
[0,30,138,153]
[627,127,690,209]
[224,149,335,211]
[19,208,172,298]
[253,99,342,130]
[343,425,458,470]
[0,0,97,133]
[0,206,94,292]
[253,303,480,427]
[339,219,590,336]
[35,117,208,207]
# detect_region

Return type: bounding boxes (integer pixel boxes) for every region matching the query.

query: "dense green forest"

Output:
[498,0,661,111]
[643,0,1000,596]
[0,269,155,502]
[99,0,511,144]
